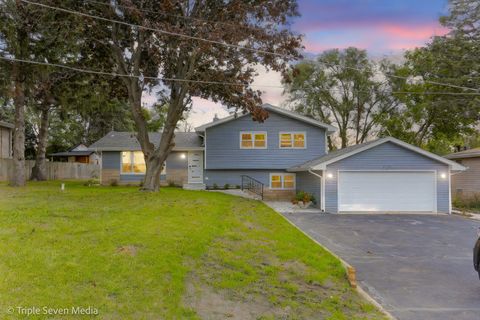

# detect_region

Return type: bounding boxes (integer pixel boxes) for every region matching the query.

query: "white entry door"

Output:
[338,171,436,212]
[188,151,204,183]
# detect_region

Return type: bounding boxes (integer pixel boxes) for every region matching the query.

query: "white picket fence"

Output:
[0,159,100,181]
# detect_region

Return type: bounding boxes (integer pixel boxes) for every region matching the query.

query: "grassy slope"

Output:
[0,182,384,319]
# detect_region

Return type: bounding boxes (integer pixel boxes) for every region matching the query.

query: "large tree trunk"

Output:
[31,106,49,181]
[10,0,28,187]
[10,62,26,187]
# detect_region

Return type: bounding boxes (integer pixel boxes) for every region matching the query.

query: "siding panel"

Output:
[296,171,322,208]
[324,142,449,213]
[451,158,480,196]
[205,111,327,169]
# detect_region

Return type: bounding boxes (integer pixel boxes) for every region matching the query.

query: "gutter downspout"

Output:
[308,169,325,212]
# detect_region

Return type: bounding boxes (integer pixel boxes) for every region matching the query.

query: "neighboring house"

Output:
[0,121,13,159]
[445,147,480,197]
[89,104,465,213]
[50,144,101,165]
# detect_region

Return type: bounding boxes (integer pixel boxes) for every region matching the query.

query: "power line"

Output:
[21,0,287,58]
[22,0,479,93]
[2,55,480,96]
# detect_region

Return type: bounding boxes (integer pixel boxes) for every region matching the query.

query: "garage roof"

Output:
[288,137,466,172]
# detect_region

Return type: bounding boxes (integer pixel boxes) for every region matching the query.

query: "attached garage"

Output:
[338,171,436,212]
[288,137,466,214]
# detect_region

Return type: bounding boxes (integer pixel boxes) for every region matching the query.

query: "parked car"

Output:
[474,229,480,279]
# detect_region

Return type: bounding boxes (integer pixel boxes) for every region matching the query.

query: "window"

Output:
[122,151,166,174]
[240,131,267,149]
[279,132,306,148]
[270,173,296,189]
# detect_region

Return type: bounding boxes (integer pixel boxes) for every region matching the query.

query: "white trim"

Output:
[311,137,466,171]
[448,168,452,214]
[204,130,207,170]
[336,170,438,213]
[269,172,296,190]
[278,131,307,149]
[239,131,267,149]
[195,104,337,133]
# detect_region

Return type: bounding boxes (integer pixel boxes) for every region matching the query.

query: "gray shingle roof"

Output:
[444,147,480,159]
[49,151,95,157]
[195,104,337,133]
[0,121,14,129]
[88,131,203,151]
[288,138,383,171]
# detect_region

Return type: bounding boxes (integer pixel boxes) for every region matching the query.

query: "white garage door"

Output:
[338,171,436,212]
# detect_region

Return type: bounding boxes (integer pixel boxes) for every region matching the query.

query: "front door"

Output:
[188,151,203,184]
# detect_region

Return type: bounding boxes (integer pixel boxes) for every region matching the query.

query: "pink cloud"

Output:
[380,23,448,40]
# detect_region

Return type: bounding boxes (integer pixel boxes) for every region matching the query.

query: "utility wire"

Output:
[83,0,267,33]
[22,0,479,93]
[21,0,287,58]
[2,55,480,96]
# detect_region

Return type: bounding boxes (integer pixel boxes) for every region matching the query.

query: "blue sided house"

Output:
[89,104,465,214]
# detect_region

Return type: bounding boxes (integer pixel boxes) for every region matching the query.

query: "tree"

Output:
[284,48,398,149]
[65,0,302,191]
[0,0,34,186]
[378,0,480,153]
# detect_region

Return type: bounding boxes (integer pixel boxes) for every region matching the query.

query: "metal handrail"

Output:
[241,175,264,200]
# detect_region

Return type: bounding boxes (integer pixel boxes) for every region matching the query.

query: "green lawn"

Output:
[0,181,384,319]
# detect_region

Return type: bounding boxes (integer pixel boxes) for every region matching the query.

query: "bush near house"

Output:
[453,193,480,213]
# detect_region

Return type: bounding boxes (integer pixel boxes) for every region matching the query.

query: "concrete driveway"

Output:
[281,213,480,320]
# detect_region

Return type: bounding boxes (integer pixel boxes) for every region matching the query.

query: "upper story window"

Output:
[240,131,267,149]
[279,132,306,149]
[121,151,166,174]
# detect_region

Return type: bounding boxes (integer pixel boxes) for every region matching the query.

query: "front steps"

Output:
[183,183,206,190]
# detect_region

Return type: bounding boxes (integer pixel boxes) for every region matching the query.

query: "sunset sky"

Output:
[166,0,451,128]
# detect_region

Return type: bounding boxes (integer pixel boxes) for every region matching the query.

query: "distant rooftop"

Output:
[445,147,480,160]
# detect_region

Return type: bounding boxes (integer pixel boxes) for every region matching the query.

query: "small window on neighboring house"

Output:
[270,173,296,189]
[279,132,306,148]
[240,131,267,149]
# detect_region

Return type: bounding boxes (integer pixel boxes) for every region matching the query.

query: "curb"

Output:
[273,210,396,320]
[452,209,480,221]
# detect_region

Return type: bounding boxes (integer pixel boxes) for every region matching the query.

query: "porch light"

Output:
[180,153,186,159]
[326,173,334,179]
[440,172,447,179]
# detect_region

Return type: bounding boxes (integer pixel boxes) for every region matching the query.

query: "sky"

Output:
[148,0,450,129]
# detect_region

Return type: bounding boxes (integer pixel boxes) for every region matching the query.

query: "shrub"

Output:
[294,190,314,203]
[213,183,218,190]
[235,185,241,189]
[168,180,176,187]
[110,179,119,187]
[83,178,100,187]
[453,193,480,212]
[224,183,230,190]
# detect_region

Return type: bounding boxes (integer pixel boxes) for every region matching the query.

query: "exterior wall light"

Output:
[180,153,186,159]
[326,173,334,179]
[440,172,447,179]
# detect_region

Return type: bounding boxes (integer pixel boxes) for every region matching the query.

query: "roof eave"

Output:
[293,137,468,172]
